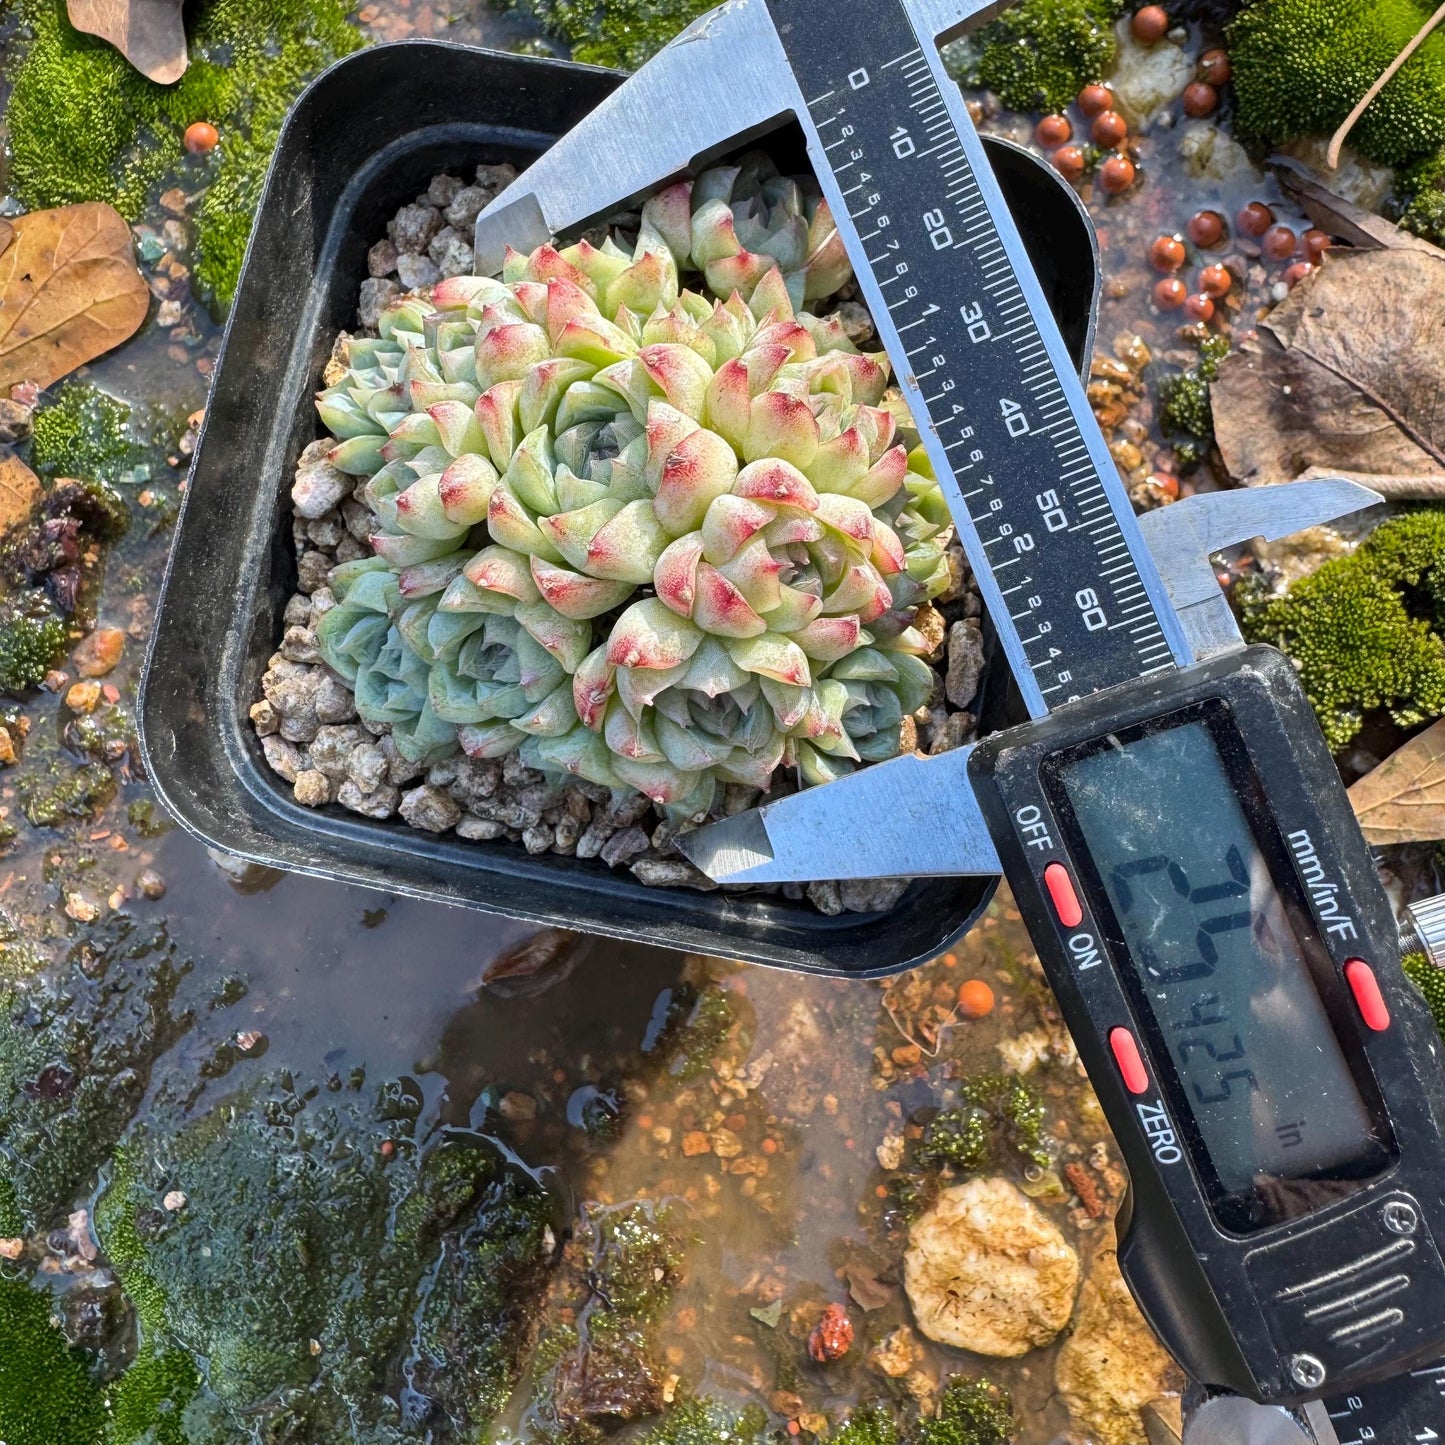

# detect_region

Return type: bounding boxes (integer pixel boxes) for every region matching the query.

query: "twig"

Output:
[1329,1,1445,168]
[882,988,959,1058]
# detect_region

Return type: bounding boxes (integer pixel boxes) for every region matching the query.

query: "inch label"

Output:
[765,0,1187,712]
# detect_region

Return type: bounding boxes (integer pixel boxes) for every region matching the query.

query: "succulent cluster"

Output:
[314,157,951,813]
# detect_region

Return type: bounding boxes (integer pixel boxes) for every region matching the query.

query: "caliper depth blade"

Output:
[678,744,1002,882]
[763,0,1192,715]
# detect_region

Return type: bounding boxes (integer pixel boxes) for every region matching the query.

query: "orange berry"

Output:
[1099,153,1136,194]
[1091,109,1129,147]
[1302,228,1333,262]
[1132,4,1170,41]
[1150,234,1186,271]
[1199,263,1232,298]
[1148,472,1180,501]
[1236,201,1273,237]
[1262,224,1297,261]
[184,120,219,155]
[1035,113,1072,147]
[1198,48,1231,85]
[1153,277,1187,309]
[1283,261,1314,289]
[1052,145,1087,181]
[1182,81,1218,117]
[958,979,996,1018]
[1078,83,1113,117]
[1183,292,1215,322]
[1186,209,1226,247]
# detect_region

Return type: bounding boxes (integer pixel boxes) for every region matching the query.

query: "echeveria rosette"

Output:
[309,156,953,809]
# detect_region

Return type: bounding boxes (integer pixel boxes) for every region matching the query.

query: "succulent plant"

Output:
[313,154,951,810]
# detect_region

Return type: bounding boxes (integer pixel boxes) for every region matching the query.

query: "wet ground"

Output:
[0,3,1355,1441]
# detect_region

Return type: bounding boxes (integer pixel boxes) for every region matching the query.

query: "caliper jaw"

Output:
[474,0,1018,275]
[678,478,1384,884]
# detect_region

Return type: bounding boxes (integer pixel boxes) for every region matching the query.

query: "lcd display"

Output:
[1057,718,1387,1219]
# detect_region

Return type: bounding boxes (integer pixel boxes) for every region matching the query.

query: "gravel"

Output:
[251,162,989,914]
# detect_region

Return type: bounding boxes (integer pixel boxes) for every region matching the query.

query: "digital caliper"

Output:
[470,0,1445,1435]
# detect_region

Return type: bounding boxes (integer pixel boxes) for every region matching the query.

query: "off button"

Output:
[1043,863,1083,928]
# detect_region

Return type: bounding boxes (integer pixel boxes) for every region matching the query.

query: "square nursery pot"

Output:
[139,40,1100,978]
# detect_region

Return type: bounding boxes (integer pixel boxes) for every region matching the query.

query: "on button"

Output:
[1043,862,1083,928]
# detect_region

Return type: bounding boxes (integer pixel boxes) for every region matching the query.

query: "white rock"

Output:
[1177,122,1262,187]
[1108,20,1193,128]
[904,1176,1079,1355]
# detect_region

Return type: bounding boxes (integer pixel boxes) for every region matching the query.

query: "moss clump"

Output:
[1404,952,1445,1038]
[943,0,1124,112]
[915,1076,1050,1173]
[834,1406,902,1445]
[639,1397,768,1445]
[29,383,143,487]
[495,0,713,68]
[104,1348,200,1445]
[1240,509,1445,750]
[0,590,67,694]
[1157,334,1229,468]
[1230,0,1445,167]
[0,1275,106,1445]
[17,758,117,826]
[912,1379,1015,1445]
[5,0,362,309]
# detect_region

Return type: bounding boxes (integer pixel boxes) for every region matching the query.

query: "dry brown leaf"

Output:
[0,221,13,260]
[0,455,41,534]
[0,202,150,393]
[1272,159,1445,256]
[66,0,188,83]
[1348,720,1445,845]
[1212,250,1445,500]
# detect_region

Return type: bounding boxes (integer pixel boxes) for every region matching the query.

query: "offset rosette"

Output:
[309,165,953,812]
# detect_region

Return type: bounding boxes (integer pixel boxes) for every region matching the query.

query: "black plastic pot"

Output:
[138,41,1100,978]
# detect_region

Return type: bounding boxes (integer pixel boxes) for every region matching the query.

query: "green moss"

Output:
[915,1076,1050,1173]
[0,1172,22,1236]
[105,1348,201,1445]
[910,1378,1015,1445]
[0,908,49,984]
[1157,334,1229,468]
[17,758,117,826]
[29,384,143,486]
[1230,0,1445,166]
[1400,150,1445,244]
[1239,509,1445,750]
[834,1406,902,1445]
[5,0,363,310]
[494,0,713,69]
[0,590,67,694]
[943,0,1124,112]
[1404,952,1445,1038]
[0,1275,106,1445]
[96,1148,170,1336]
[639,1397,769,1445]
[668,984,741,1080]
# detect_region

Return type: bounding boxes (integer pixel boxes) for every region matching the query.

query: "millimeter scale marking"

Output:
[763,0,1192,716]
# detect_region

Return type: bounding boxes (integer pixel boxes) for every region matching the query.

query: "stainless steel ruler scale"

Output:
[765,0,1190,712]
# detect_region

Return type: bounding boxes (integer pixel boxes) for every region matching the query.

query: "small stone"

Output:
[346,742,388,793]
[835,301,875,345]
[249,699,280,737]
[322,332,352,387]
[337,779,400,818]
[0,1239,22,1261]
[710,1128,743,1159]
[281,625,320,665]
[0,728,15,768]
[927,711,975,756]
[600,825,650,867]
[475,162,518,192]
[156,298,185,328]
[522,821,554,854]
[456,816,506,840]
[358,277,401,329]
[72,628,125,678]
[808,1302,853,1362]
[64,891,101,923]
[395,251,442,291]
[839,878,910,913]
[295,549,333,594]
[388,202,443,253]
[428,227,474,278]
[945,619,985,709]
[261,733,304,784]
[367,238,399,277]
[681,1131,711,1157]
[309,723,368,776]
[427,173,466,207]
[498,1091,538,1122]
[631,856,718,890]
[445,185,490,230]
[136,868,167,900]
[806,879,843,915]
[159,187,189,216]
[283,593,313,629]
[65,681,103,714]
[162,1190,187,1212]
[293,770,332,807]
[292,438,350,519]
[399,784,461,833]
[381,735,426,787]
[314,674,358,725]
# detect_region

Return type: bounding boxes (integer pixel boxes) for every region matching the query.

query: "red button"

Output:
[1110,1027,1151,1095]
[1043,862,1083,927]
[1345,959,1390,1031]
